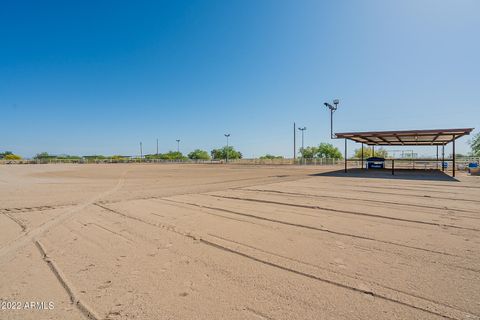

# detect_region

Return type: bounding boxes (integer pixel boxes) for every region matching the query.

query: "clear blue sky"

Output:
[1,0,478,158]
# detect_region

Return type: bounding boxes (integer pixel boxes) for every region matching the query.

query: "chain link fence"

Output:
[1,157,478,170]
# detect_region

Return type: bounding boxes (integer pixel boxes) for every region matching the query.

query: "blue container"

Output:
[366,157,385,169]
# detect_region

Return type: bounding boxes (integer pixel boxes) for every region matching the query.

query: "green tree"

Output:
[316,143,343,159]
[0,151,13,159]
[470,133,480,156]
[145,152,185,160]
[353,147,388,159]
[188,149,211,160]
[4,154,22,160]
[299,146,317,159]
[157,151,187,160]
[299,143,343,159]
[259,154,284,160]
[211,146,242,160]
[34,152,54,159]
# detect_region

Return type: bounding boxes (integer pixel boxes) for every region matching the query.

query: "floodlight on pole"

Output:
[224,133,230,163]
[176,139,180,153]
[324,99,340,139]
[298,127,306,158]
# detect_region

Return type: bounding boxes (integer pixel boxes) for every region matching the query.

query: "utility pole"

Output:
[293,122,296,161]
[140,142,143,161]
[156,138,159,155]
[176,139,180,153]
[224,133,230,163]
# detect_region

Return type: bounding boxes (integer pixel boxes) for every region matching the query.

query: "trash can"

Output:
[366,157,385,169]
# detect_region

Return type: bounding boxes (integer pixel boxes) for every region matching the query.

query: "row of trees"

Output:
[144,146,244,160]
[30,146,245,161]
[4,134,480,161]
[298,143,389,159]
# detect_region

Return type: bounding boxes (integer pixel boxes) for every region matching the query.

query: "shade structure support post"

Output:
[453,135,456,177]
[392,159,395,175]
[442,145,445,172]
[344,139,347,173]
[436,145,439,170]
[372,145,375,157]
[361,143,364,169]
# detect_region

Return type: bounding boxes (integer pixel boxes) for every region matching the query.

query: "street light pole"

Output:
[298,127,306,163]
[224,133,230,163]
[176,139,180,153]
[293,122,296,161]
[323,99,340,139]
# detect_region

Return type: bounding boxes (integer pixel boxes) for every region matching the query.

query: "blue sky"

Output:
[1,0,478,158]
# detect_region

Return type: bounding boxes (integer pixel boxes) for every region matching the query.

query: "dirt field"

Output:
[0,164,479,320]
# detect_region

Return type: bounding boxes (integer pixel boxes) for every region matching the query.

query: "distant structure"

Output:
[322,100,473,177]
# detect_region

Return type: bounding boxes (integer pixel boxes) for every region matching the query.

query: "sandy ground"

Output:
[0,163,479,320]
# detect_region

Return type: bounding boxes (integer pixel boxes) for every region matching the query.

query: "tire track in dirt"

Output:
[244,306,276,320]
[93,203,472,320]
[207,233,476,314]
[240,188,480,217]
[284,184,480,204]
[34,240,101,320]
[304,179,480,192]
[156,198,480,273]
[0,204,75,214]
[3,213,27,231]
[160,198,459,257]
[0,173,308,216]
[0,170,128,265]
[82,222,133,243]
[209,195,480,232]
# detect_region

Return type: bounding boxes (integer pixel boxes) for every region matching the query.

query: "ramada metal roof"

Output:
[335,128,474,146]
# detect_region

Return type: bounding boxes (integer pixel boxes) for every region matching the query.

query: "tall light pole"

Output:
[176,139,180,153]
[323,99,340,139]
[293,122,296,160]
[224,133,230,163]
[298,127,306,159]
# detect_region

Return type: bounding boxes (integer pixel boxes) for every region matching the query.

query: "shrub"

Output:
[259,154,284,160]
